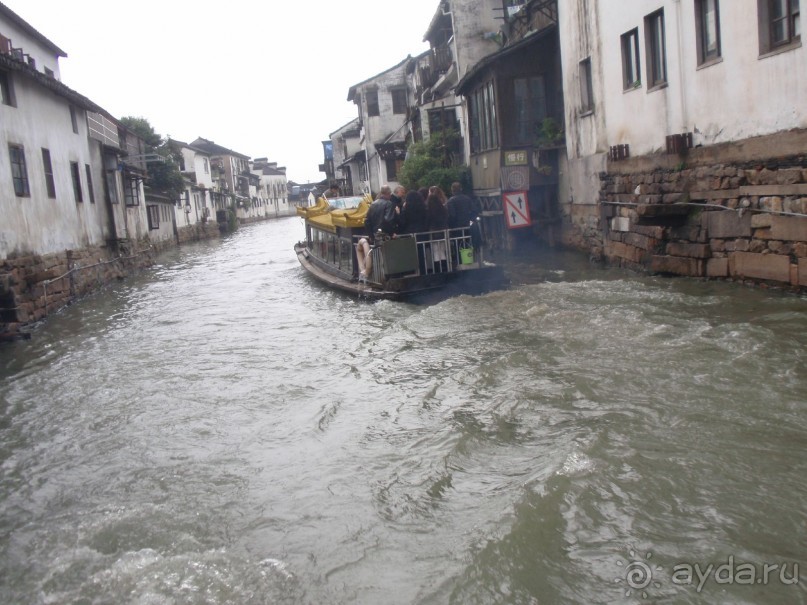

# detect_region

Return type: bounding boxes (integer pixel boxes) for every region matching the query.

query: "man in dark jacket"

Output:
[357,185,399,280]
[446,182,480,229]
[390,185,406,213]
[365,185,398,241]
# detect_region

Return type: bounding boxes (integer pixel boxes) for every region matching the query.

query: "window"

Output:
[513,76,547,146]
[695,0,722,64]
[579,58,594,113]
[385,158,403,180]
[203,157,209,174]
[391,88,407,114]
[621,28,641,90]
[70,106,79,134]
[366,90,379,117]
[42,148,56,198]
[761,0,801,50]
[0,70,15,106]
[469,80,498,153]
[85,164,95,204]
[70,161,83,202]
[428,108,458,133]
[104,169,119,204]
[147,205,160,230]
[9,144,30,197]
[124,178,140,206]
[645,10,667,88]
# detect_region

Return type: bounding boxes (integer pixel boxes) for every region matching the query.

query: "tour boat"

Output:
[293,195,507,300]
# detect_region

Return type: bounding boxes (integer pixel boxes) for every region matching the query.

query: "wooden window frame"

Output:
[147,204,160,230]
[0,69,15,106]
[621,28,641,90]
[9,144,30,197]
[366,89,380,117]
[70,105,79,134]
[759,0,801,54]
[85,164,95,204]
[695,0,722,66]
[391,87,407,115]
[42,148,56,198]
[70,161,83,202]
[645,9,668,90]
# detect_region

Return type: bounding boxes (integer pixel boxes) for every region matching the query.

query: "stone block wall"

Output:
[0,243,154,340]
[596,131,807,292]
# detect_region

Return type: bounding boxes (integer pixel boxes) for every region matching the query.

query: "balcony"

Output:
[87,112,120,149]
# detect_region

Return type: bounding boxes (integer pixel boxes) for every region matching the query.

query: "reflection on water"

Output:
[1,218,805,604]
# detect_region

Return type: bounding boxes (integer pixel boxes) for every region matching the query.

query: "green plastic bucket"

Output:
[459,247,474,265]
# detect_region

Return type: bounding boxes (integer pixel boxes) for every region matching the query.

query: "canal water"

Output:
[1,217,805,604]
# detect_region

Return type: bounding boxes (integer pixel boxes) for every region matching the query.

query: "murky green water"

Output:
[1,218,805,604]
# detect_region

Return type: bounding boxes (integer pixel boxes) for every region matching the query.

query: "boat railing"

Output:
[355,226,478,281]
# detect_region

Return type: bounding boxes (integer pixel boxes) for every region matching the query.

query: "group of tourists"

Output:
[356,182,481,281]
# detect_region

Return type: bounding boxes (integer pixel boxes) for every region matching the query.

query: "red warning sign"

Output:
[503,191,531,229]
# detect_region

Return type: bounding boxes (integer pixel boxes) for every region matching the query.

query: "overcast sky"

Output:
[5,0,442,183]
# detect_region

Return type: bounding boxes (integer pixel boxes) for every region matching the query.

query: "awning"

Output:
[455,24,557,95]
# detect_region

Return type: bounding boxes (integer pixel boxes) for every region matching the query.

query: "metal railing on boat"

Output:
[357,227,479,285]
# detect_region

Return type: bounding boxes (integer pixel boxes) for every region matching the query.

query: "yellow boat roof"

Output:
[302,194,372,232]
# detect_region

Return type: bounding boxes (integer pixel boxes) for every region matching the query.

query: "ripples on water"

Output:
[1,218,806,604]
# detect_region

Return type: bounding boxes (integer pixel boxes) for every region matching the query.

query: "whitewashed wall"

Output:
[598,0,807,155]
[0,76,111,257]
[0,16,63,79]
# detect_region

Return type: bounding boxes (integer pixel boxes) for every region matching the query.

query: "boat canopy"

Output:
[300,194,372,233]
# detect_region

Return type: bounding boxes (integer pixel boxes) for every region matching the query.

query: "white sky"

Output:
[5,0,441,183]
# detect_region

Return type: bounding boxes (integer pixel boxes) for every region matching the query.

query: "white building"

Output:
[347,57,412,195]
[415,0,501,156]
[328,118,365,196]
[0,2,149,259]
[559,0,807,285]
[251,159,290,218]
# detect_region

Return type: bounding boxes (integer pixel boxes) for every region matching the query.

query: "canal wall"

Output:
[0,211,299,339]
[563,129,807,291]
[0,242,155,341]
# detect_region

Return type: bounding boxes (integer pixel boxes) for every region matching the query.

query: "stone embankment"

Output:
[597,134,807,291]
[0,244,155,340]
[0,221,227,340]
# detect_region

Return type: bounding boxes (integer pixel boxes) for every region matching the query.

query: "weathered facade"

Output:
[168,138,220,242]
[412,0,501,152]
[456,1,563,250]
[0,3,157,338]
[347,57,412,195]
[558,0,807,290]
[251,159,291,219]
[0,4,294,338]
[327,118,364,196]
